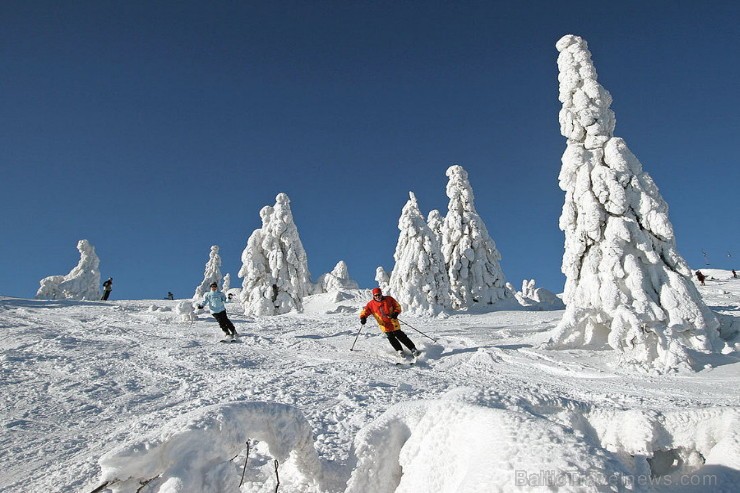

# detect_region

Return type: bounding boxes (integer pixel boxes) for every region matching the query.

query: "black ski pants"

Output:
[386,330,416,352]
[212,310,236,335]
[101,290,111,300]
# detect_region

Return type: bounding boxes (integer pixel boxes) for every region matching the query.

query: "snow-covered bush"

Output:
[441,165,509,308]
[375,267,390,292]
[193,245,223,300]
[549,35,722,372]
[239,193,312,316]
[36,239,101,301]
[512,279,565,310]
[315,260,359,293]
[389,192,451,316]
[175,301,197,322]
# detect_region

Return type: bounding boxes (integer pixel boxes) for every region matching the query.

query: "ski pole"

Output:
[398,319,438,342]
[349,322,364,351]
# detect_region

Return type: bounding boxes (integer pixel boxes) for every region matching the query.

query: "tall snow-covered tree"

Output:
[316,260,359,292]
[441,165,509,308]
[389,192,451,315]
[193,245,223,300]
[239,193,312,316]
[36,239,101,300]
[222,273,231,292]
[549,35,722,372]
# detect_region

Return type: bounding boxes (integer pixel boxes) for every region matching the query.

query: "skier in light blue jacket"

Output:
[198,282,238,340]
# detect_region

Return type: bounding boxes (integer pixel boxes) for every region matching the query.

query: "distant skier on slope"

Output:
[360,287,421,360]
[101,277,113,300]
[197,282,238,341]
[695,270,706,286]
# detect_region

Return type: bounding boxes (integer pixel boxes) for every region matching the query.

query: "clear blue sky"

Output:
[2,1,738,300]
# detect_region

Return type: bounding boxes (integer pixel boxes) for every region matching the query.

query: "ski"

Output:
[394,349,424,366]
[349,348,419,366]
[395,354,416,366]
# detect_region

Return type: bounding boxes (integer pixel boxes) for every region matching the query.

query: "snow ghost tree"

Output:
[36,239,101,300]
[239,193,312,316]
[549,35,722,372]
[316,261,359,292]
[193,245,223,300]
[222,273,231,293]
[389,192,451,316]
[441,165,509,308]
[427,209,444,246]
[375,267,390,292]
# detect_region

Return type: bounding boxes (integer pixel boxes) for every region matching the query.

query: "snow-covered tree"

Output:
[193,245,223,300]
[239,193,312,316]
[36,239,101,300]
[222,273,231,293]
[375,267,390,292]
[315,261,359,293]
[549,35,722,372]
[427,209,444,246]
[389,192,451,316]
[441,165,509,308]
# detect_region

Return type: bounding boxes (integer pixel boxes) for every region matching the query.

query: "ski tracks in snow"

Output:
[2,294,739,492]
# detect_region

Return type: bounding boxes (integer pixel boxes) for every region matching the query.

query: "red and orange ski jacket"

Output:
[360,295,402,333]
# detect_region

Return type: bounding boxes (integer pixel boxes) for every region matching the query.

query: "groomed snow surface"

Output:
[3,271,739,492]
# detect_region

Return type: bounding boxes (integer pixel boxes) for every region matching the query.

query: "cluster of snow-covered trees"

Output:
[226,164,512,319]
[385,165,511,316]
[184,193,361,317]
[388,192,451,316]
[238,193,314,316]
[238,193,366,315]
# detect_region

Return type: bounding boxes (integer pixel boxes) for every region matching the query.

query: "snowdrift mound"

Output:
[345,392,740,493]
[301,289,369,316]
[97,401,324,493]
[346,399,629,493]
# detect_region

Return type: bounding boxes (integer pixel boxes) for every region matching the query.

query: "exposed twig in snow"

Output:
[273,459,280,493]
[88,480,113,493]
[136,475,160,493]
[239,440,250,487]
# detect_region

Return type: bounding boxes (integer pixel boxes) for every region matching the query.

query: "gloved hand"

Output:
[197,305,204,310]
[360,317,367,325]
[390,312,398,319]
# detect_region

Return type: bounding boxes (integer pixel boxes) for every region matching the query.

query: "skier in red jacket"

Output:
[360,288,421,359]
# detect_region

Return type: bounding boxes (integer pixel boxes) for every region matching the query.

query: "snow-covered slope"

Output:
[2,273,739,492]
